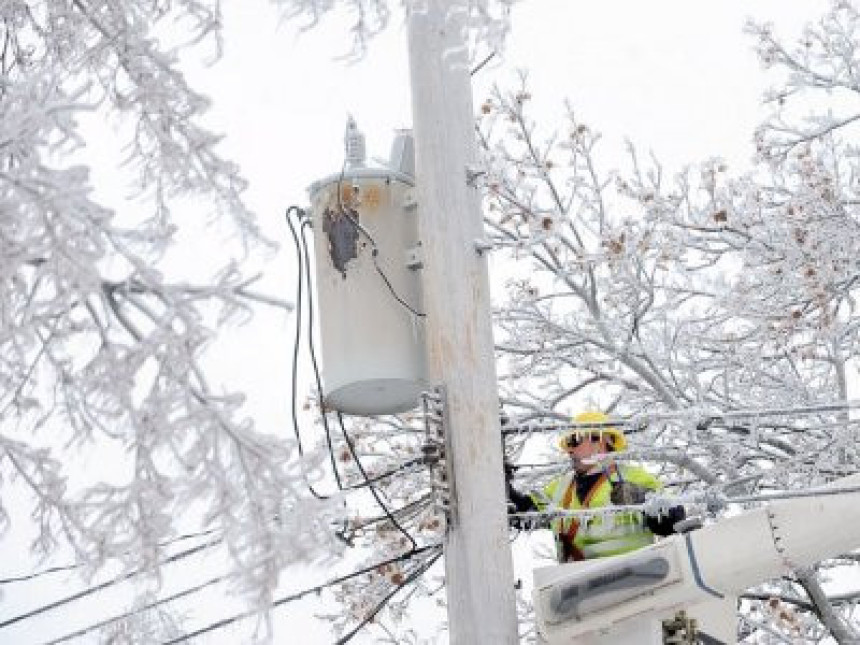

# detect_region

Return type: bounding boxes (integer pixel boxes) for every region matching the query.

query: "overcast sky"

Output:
[1,1,834,643]
[195,0,828,449]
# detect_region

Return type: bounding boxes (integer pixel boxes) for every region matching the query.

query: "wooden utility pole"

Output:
[407,2,519,643]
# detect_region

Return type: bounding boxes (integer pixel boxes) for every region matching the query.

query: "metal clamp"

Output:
[422,386,453,529]
[474,238,495,256]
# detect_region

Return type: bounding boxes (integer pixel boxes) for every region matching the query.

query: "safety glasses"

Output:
[562,432,604,450]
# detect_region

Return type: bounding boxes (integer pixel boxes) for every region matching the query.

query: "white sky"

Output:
[0,1,834,643]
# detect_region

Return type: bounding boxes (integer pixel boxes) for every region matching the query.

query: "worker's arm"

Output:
[504,461,539,513]
[504,461,552,528]
[611,468,686,536]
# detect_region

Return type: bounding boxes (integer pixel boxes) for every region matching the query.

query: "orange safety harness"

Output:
[558,464,622,562]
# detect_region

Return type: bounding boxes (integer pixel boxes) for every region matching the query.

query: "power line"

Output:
[42,575,225,645]
[159,544,442,645]
[340,456,425,491]
[500,400,860,436]
[506,483,860,524]
[0,537,219,631]
[335,549,443,645]
[337,412,418,551]
[341,494,433,540]
[41,545,441,645]
[0,528,220,587]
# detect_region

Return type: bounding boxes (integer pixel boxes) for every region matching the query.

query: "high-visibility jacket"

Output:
[531,464,661,562]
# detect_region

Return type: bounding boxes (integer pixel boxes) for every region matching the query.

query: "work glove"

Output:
[503,460,541,525]
[646,505,687,537]
[503,459,516,482]
[609,480,650,506]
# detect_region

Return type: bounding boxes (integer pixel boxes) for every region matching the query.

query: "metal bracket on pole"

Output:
[406,243,424,270]
[403,188,418,210]
[474,238,495,256]
[422,386,456,530]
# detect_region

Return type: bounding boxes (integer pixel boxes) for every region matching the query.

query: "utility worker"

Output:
[506,411,684,563]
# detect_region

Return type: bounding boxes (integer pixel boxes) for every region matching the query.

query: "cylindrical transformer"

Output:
[306,125,426,415]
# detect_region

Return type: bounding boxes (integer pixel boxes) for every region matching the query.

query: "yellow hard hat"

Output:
[558,411,627,452]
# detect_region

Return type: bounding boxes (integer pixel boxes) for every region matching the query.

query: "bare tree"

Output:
[6,1,860,644]
[474,2,860,641]
[0,0,342,636]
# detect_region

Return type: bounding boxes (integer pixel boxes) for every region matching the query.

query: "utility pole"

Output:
[407,2,519,643]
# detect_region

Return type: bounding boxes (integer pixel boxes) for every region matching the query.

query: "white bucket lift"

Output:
[533,473,860,644]
[307,119,426,415]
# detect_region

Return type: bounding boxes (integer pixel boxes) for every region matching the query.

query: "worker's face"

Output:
[566,433,612,473]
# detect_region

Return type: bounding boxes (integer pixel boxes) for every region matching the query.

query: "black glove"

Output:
[503,460,539,523]
[610,480,650,506]
[503,459,517,484]
[645,505,686,537]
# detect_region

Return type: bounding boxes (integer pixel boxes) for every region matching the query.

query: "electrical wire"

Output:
[500,400,860,436]
[15,180,430,643]
[337,412,418,552]
[285,206,339,498]
[158,544,442,645]
[0,536,219,631]
[292,208,423,553]
[298,215,346,492]
[470,50,496,76]
[333,158,426,318]
[39,543,441,645]
[505,481,860,525]
[6,212,422,632]
[0,527,220,586]
[42,575,225,645]
[371,249,427,318]
[334,549,443,645]
[340,457,425,491]
[342,494,433,538]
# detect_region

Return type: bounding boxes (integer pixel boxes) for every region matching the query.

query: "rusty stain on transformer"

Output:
[362,184,382,210]
[323,205,360,278]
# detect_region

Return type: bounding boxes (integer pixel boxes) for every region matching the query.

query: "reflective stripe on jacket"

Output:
[530,464,661,562]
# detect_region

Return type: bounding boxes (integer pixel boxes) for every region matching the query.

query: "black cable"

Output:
[0,527,220,586]
[299,217,345,492]
[42,575,225,645]
[341,457,424,491]
[335,549,442,645]
[287,207,424,499]
[372,249,427,318]
[334,158,426,318]
[342,494,432,538]
[285,206,332,500]
[0,537,218,631]
[158,544,441,645]
[0,563,79,586]
[44,544,440,645]
[470,50,496,76]
[337,412,418,552]
[697,631,729,645]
